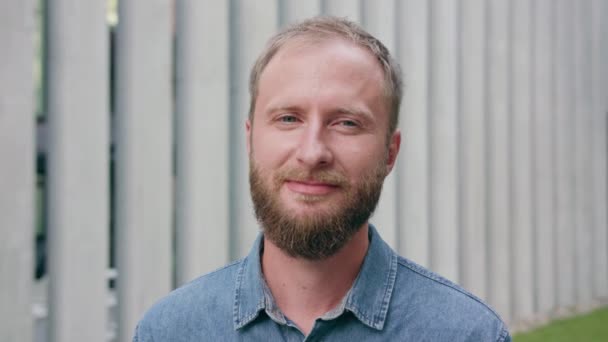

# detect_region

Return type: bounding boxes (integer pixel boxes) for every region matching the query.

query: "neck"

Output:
[261,224,370,336]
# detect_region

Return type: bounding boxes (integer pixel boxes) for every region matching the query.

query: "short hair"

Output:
[248,16,403,134]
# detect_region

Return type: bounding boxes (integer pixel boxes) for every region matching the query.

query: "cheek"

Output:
[330,138,387,177]
[331,135,385,161]
[251,130,295,168]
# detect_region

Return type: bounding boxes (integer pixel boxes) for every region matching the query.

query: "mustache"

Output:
[274,168,349,188]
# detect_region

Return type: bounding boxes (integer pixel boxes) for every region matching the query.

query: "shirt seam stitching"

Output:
[497,326,510,342]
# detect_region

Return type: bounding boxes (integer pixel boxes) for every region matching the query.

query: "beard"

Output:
[249,158,387,260]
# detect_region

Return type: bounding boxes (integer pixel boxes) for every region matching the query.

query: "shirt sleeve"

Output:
[498,326,511,342]
[132,323,139,342]
[132,322,154,342]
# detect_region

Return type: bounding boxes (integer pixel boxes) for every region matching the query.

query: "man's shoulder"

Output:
[390,256,510,341]
[154,258,241,311]
[394,256,501,316]
[134,259,243,341]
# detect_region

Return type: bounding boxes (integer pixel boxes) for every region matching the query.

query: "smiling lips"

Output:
[285,179,340,196]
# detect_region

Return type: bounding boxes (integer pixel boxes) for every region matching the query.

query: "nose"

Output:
[295,122,333,168]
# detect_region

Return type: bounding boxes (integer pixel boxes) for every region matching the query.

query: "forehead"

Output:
[267,37,383,80]
[255,38,388,117]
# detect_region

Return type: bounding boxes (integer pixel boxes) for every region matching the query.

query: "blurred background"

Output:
[1,0,607,341]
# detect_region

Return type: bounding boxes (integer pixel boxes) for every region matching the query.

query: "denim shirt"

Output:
[134,225,511,341]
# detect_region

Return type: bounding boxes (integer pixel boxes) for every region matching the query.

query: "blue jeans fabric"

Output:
[134,225,511,341]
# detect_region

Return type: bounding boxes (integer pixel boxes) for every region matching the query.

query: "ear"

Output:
[386,129,401,174]
[246,119,252,155]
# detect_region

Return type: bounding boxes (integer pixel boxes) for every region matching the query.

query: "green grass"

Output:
[514,307,608,342]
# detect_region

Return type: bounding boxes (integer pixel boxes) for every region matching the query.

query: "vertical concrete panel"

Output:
[46,1,109,341]
[572,0,594,309]
[591,0,608,300]
[280,0,321,25]
[458,0,487,300]
[361,0,396,52]
[230,0,279,258]
[532,0,556,316]
[362,0,398,249]
[175,0,230,286]
[486,0,512,323]
[114,0,173,340]
[510,0,535,323]
[554,0,576,311]
[321,0,361,23]
[397,0,430,267]
[429,0,459,282]
[0,0,35,340]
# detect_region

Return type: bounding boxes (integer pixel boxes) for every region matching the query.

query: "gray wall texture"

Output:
[1,0,607,341]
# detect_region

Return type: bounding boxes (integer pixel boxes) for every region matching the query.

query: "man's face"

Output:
[247,39,400,260]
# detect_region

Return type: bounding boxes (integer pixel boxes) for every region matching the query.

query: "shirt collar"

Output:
[232,224,398,331]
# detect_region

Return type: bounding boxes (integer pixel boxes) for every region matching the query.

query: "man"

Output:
[134,16,510,341]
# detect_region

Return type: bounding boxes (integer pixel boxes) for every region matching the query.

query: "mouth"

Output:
[284,179,340,196]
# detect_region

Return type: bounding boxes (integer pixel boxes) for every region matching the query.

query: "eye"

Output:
[279,115,298,123]
[274,114,301,129]
[339,120,358,127]
[333,118,361,129]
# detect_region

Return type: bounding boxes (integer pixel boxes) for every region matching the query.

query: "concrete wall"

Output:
[1,0,607,340]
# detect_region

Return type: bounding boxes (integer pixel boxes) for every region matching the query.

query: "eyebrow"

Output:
[334,106,375,122]
[264,105,302,116]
